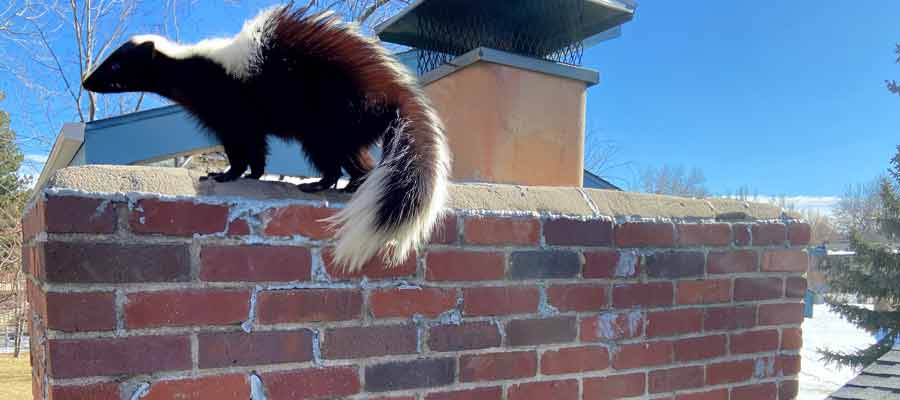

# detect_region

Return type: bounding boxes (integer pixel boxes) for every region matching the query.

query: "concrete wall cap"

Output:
[44,165,790,221]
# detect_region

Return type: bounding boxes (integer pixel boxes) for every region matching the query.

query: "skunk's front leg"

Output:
[210,142,249,182]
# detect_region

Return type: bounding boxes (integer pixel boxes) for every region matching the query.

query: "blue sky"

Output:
[4,1,899,208]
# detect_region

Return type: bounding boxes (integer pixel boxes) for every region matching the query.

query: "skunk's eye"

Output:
[110,62,121,72]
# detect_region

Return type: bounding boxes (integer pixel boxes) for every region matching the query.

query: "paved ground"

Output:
[799,304,876,400]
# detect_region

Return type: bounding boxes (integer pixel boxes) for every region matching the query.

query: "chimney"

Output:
[377,0,635,187]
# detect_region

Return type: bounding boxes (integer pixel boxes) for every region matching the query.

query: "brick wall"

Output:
[23,185,808,400]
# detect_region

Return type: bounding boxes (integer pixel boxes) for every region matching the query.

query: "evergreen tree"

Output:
[820,146,900,368]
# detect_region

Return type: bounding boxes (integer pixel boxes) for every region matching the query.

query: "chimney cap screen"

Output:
[376,0,635,73]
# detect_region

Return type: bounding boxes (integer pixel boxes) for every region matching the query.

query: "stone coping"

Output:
[44,165,791,221]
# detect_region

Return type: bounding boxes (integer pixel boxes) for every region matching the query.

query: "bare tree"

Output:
[833,179,883,239]
[640,164,709,198]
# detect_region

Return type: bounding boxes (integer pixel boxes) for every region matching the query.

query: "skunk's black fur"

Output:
[82,5,450,271]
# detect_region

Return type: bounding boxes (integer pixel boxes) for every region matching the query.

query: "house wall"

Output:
[24,166,807,400]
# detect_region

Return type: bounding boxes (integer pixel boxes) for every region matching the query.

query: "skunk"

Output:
[81,5,450,271]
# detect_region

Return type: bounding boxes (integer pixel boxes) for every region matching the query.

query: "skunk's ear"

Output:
[136,40,156,60]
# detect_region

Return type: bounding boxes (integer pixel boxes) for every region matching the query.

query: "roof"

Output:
[584,169,623,191]
[829,345,900,400]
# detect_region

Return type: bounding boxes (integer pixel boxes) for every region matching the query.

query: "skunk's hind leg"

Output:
[298,155,341,193]
[341,148,375,193]
[212,141,249,182]
[246,136,269,180]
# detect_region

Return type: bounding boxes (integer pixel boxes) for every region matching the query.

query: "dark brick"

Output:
[508,379,578,400]
[734,277,783,301]
[704,306,757,331]
[198,330,314,368]
[256,289,362,324]
[613,282,673,308]
[263,367,360,399]
[323,325,417,359]
[752,223,787,246]
[509,250,581,279]
[426,250,505,281]
[200,245,311,282]
[365,358,455,392]
[506,316,577,346]
[428,321,501,352]
[45,196,117,234]
[130,199,228,236]
[43,242,189,283]
[543,218,613,246]
[779,380,799,400]
[616,222,675,247]
[646,251,704,278]
[48,335,190,378]
[649,366,704,393]
[459,351,537,382]
[786,276,808,298]
[45,291,116,332]
[708,250,758,274]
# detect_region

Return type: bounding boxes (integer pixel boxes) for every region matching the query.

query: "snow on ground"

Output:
[799,304,875,400]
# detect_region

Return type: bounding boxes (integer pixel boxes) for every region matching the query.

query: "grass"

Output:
[0,353,31,400]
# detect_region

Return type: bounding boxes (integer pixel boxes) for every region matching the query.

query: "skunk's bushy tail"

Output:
[270,7,450,271]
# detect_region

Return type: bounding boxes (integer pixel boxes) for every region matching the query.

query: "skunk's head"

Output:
[83,40,157,93]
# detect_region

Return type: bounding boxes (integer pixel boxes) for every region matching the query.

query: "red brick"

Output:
[581,311,644,342]
[428,321,501,352]
[779,380,799,400]
[48,335,190,378]
[463,216,540,245]
[463,286,539,316]
[734,224,751,245]
[548,284,608,311]
[613,282,673,308]
[459,351,537,382]
[731,329,779,354]
[646,309,704,337]
[734,277,783,301]
[256,288,362,324]
[544,218,614,246]
[263,367,360,399]
[612,342,673,369]
[541,346,609,374]
[261,205,335,238]
[43,242,190,283]
[675,389,728,400]
[677,224,731,246]
[322,249,417,280]
[323,325,417,359]
[125,289,250,328]
[45,196,117,234]
[762,249,808,272]
[759,303,805,326]
[22,200,46,241]
[732,383,777,400]
[583,373,646,400]
[506,316,577,346]
[615,222,675,247]
[508,380,578,400]
[374,397,417,400]
[649,366,704,393]
[704,306,757,331]
[46,291,115,332]
[130,199,228,236]
[584,250,639,278]
[142,374,248,400]
[673,335,726,361]
[200,245,311,282]
[51,382,120,400]
[708,250,758,274]
[370,287,457,318]
[777,354,802,376]
[677,279,731,305]
[226,218,250,236]
[426,387,502,400]
[426,250,505,281]
[706,359,755,384]
[198,330,313,368]
[365,358,455,391]
[782,327,803,350]
[752,223,787,246]
[430,213,459,244]
[786,277,808,298]
[789,223,811,245]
